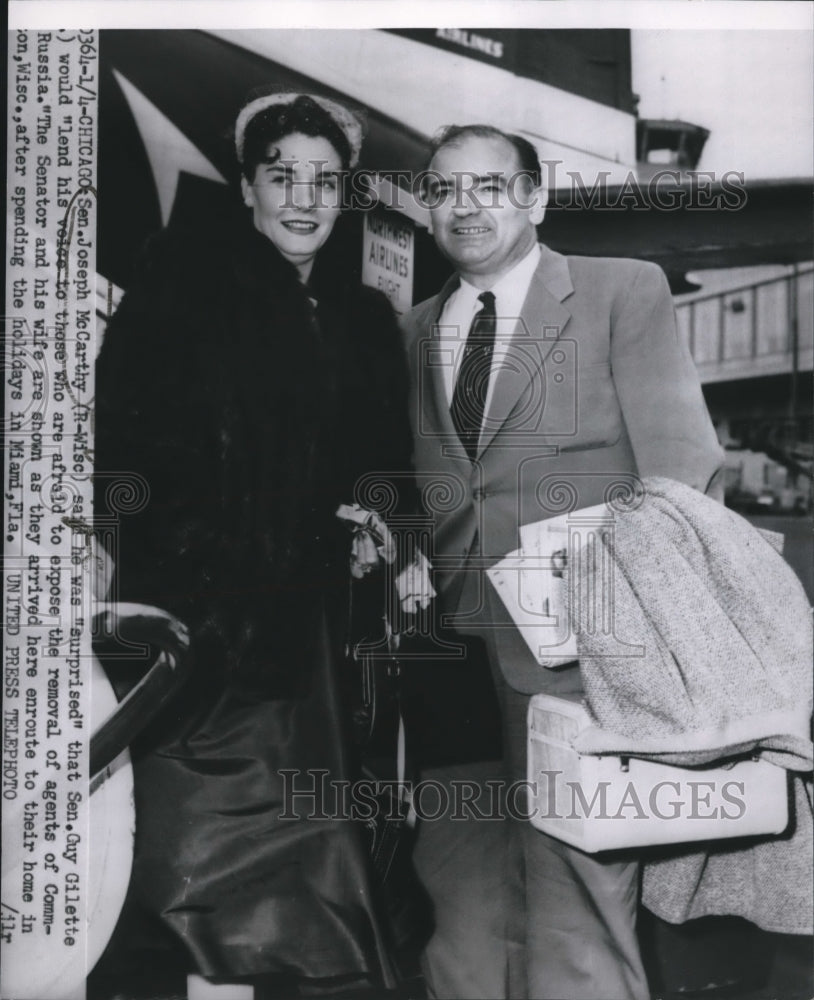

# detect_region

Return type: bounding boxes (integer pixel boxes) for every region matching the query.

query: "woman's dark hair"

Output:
[240,93,353,179]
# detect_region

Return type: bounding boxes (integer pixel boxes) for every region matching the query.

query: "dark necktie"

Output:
[450,291,497,461]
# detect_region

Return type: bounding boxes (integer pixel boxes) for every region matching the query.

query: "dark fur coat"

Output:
[94,215,416,984]
[95,212,413,701]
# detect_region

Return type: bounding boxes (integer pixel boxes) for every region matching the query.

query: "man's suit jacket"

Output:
[401,243,724,694]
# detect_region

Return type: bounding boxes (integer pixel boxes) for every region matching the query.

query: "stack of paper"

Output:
[487,505,613,668]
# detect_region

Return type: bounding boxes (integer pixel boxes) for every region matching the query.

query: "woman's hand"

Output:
[350,526,383,578]
[337,504,396,578]
[336,504,436,610]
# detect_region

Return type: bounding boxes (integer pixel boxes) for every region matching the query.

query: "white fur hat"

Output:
[235,92,364,167]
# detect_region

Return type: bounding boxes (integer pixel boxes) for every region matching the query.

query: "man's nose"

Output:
[451,188,479,215]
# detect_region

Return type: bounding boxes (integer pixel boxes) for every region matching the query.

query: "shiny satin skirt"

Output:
[130,609,398,988]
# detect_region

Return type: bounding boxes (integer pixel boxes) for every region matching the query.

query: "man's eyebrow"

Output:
[430,172,507,186]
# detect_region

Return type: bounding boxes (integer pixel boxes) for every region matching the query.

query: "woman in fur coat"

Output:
[94,92,415,999]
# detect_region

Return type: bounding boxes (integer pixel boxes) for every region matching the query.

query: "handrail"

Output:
[676,265,814,309]
[90,603,191,788]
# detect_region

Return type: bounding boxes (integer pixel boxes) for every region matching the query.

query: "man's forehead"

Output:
[429,133,522,177]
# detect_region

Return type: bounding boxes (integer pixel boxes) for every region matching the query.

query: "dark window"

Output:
[387,29,635,114]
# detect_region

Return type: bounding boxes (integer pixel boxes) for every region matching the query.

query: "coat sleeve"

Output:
[609,262,724,500]
[352,289,417,517]
[94,233,229,651]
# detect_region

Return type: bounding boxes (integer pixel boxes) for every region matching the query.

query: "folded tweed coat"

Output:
[568,476,813,934]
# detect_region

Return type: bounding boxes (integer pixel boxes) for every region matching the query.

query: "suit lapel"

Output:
[478,245,574,457]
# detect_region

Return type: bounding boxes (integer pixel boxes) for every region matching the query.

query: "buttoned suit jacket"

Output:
[402,243,724,693]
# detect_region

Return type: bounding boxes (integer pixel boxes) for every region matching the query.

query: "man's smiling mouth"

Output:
[453,226,490,235]
[282,221,318,233]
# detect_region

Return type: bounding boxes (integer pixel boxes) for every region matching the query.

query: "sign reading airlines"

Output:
[362,211,414,316]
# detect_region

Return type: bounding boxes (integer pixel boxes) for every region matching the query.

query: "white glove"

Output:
[395,550,436,613]
[336,504,397,579]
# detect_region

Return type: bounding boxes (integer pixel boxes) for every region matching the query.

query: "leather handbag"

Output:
[345,584,433,970]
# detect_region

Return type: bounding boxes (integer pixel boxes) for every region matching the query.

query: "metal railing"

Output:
[676,265,813,372]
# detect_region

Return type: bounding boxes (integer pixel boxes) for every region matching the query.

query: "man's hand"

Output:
[395,550,436,613]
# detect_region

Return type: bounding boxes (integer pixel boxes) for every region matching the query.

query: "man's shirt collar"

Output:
[456,242,541,317]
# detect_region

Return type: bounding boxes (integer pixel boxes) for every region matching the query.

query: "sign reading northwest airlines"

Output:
[362,211,415,317]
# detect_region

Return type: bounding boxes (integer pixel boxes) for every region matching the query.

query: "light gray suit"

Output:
[403,244,724,998]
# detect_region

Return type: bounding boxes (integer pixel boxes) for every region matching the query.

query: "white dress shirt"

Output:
[436,243,541,422]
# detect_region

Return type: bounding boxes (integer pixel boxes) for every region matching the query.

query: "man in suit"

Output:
[402,124,724,999]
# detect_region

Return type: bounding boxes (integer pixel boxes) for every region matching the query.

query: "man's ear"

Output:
[240,175,254,209]
[530,184,548,226]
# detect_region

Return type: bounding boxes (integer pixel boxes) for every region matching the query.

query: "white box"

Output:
[527,695,789,852]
